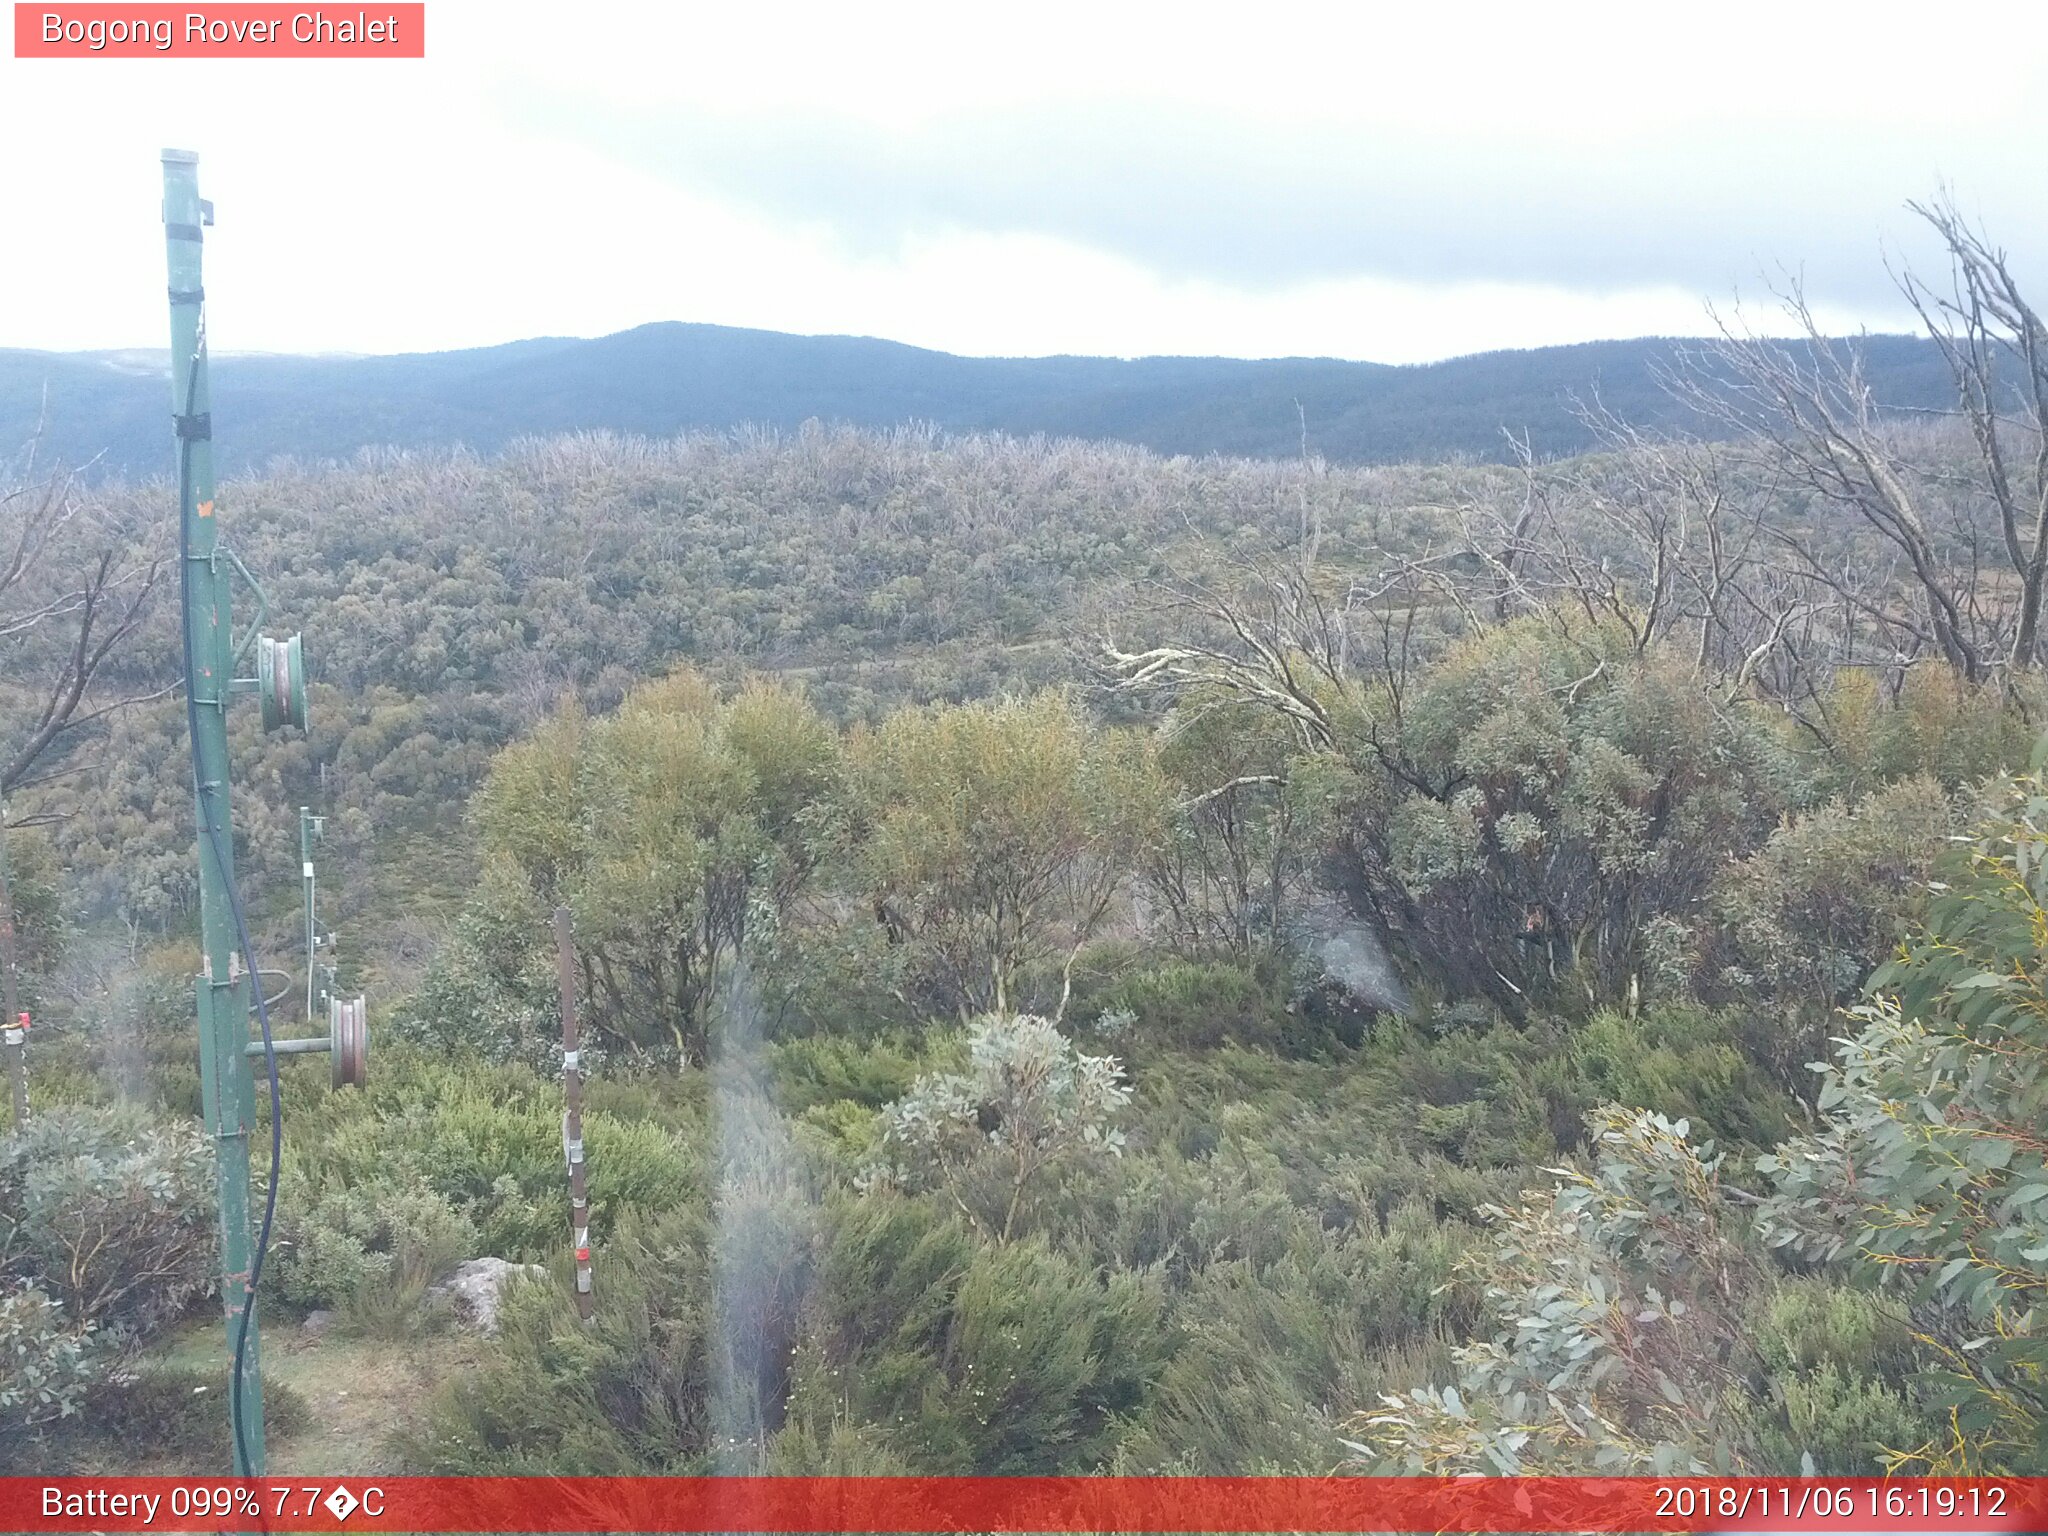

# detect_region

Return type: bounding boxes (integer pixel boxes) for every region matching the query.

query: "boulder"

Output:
[429,1256,546,1333]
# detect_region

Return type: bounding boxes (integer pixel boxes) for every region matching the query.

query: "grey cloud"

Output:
[525,94,2041,313]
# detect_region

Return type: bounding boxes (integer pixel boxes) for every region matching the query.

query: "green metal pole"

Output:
[163,148,265,1477]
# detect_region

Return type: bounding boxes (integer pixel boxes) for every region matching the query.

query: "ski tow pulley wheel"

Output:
[257,632,308,733]
[328,995,367,1089]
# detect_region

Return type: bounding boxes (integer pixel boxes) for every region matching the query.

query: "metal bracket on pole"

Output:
[219,546,269,668]
[242,994,365,1089]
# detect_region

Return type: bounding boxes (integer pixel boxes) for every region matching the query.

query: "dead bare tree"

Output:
[1485,403,1938,745]
[0,423,168,1124]
[1894,190,2048,673]
[1103,558,1356,753]
[0,434,169,796]
[1670,195,2048,689]
[1677,307,1988,681]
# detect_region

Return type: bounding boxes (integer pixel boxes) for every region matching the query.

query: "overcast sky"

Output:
[3,1,2044,363]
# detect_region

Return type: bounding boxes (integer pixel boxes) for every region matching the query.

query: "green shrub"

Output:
[1318,620,1801,1013]
[472,670,844,1065]
[274,1182,477,1322]
[1373,1020,1574,1167]
[420,1179,1171,1478]
[1360,1107,1766,1475]
[0,829,64,1020]
[1047,1140,1317,1281]
[1093,960,1281,1051]
[1735,1361,1934,1475]
[766,1031,924,1116]
[411,1206,714,1474]
[1755,767,2048,1470]
[1710,775,1953,1016]
[786,1196,1169,1474]
[1119,1204,1474,1472]
[0,1108,218,1450]
[1722,1280,1940,1475]
[0,1104,215,1338]
[1556,1005,1798,1151]
[1754,1278,1920,1382]
[709,1141,822,1455]
[278,1045,699,1258]
[411,1083,816,1475]
[1818,667,2028,799]
[791,1099,884,1166]
[0,1284,101,1434]
[580,1066,711,1124]
[748,916,915,1045]
[20,1047,113,1114]
[760,1416,915,1474]
[385,864,559,1068]
[847,691,1164,1020]
[89,955,197,1108]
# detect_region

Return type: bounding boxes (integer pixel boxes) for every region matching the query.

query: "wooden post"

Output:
[553,906,593,1321]
[0,799,23,1129]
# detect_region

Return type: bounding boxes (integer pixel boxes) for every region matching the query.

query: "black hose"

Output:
[177,341,283,1480]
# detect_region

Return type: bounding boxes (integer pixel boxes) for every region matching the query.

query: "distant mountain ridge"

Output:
[0,321,1959,479]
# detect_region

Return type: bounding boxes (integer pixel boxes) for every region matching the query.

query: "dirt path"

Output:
[138,1320,487,1474]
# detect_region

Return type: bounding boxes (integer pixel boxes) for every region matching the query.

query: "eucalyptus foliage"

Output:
[1760,763,2048,1469]
[0,1105,214,1338]
[0,1107,216,1439]
[474,669,841,1064]
[1361,1107,1756,1475]
[863,1014,1130,1241]
[851,692,1165,1019]
[0,1284,100,1429]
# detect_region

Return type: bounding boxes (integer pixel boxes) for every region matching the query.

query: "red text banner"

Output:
[13,4,424,57]
[2,1476,2044,1532]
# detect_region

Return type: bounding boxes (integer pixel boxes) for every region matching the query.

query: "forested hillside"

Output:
[0,325,1961,478]
[9,287,2048,1480]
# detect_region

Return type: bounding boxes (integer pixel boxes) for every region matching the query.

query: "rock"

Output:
[301,1309,336,1337]
[429,1256,547,1333]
